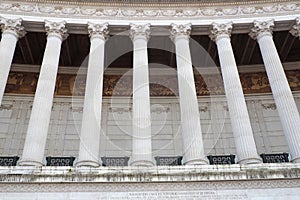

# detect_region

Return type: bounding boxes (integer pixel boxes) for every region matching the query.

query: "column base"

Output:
[130,160,154,167]
[184,158,208,165]
[238,157,262,164]
[291,156,300,163]
[75,160,100,167]
[18,159,44,167]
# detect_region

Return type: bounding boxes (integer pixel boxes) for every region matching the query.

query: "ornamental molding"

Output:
[290,17,300,38]
[0,1,299,22]
[87,22,109,40]
[170,23,191,41]
[249,19,274,40]
[0,17,26,38]
[45,20,68,40]
[261,103,277,110]
[209,22,233,42]
[129,23,151,41]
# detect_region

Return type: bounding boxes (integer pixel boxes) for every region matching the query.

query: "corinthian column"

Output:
[250,20,300,163]
[210,22,261,164]
[170,24,207,165]
[19,21,68,166]
[290,18,300,39]
[76,22,109,167]
[0,17,26,104]
[129,24,154,166]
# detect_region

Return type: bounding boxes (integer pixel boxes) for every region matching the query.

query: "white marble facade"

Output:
[0,92,296,164]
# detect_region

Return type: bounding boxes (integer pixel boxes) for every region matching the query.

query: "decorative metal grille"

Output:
[155,156,183,166]
[101,157,130,166]
[260,153,289,163]
[46,156,76,166]
[207,155,236,165]
[0,156,19,166]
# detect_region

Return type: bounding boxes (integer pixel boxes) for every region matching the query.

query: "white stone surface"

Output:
[211,22,261,164]
[129,24,154,166]
[171,23,207,165]
[0,18,25,105]
[76,22,108,167]
[19,21,68,166]
[0,93,299,163]
[251,20,300,163]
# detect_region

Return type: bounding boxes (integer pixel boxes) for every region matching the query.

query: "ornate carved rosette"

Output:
[0,17,26,38]
[87,22,109,40]
[129,23,151,41]
[170,23,191,41]
[290,17,300,38]
[209,22,233,42]
[45,20,69,41]
[249,20,274,40]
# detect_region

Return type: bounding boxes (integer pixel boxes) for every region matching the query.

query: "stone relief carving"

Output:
[290,17,300,38]
[209,22,233,41]
[87,22,109,39]
[249,20,274,40]
[0,1,299,20]
[170,23,191,41]
[129,23,151,41]
[261,103,277,110]
[108,107,132,114]
[4,69,300,96]
[45,20,68,40]
[0,17,26,38]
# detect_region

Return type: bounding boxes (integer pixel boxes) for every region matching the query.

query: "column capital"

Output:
[87,22,109,40]
[249,20,274,40]
[129,23,150,42]
[290,18,300,38]
[0,17,26,38]
[209,22,233,42]
[45,20,68,41]
[170,23,191,42]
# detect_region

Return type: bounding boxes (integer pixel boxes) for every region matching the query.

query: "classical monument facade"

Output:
[0,0,300,199]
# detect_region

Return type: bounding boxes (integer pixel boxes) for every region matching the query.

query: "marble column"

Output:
[0,17,26,105]
[19,21,68,166]
[250,20,300,163]
[129,23,154,166]
[170,24,207,165]
[210,22,261,164]
[76,22,109,167]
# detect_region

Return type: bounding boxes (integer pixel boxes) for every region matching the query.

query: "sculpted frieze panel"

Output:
[4,69,300,96]
[0,1,299,20]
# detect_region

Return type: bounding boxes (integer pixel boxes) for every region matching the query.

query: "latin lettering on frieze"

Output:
[207,155,236,165]
[46,156,76,166]
[155,156,183,166]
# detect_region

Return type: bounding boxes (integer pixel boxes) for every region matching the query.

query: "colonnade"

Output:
[0,16,300,166]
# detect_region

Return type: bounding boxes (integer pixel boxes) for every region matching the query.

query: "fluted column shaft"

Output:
[19,21,68,166]
[170,24,207,165]
[130,24,154,166]
[210,23,261,164]
[76,23,109,167]
[0,18,26,104]
[250,20,300,162]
